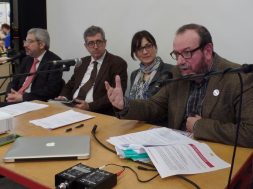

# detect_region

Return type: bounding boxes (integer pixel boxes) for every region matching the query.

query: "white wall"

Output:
[47,0,253,84]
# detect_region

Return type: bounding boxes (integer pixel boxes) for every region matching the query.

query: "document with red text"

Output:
[107,127,230,178]
[144,143,230,178]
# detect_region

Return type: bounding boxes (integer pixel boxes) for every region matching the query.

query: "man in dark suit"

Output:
[6,28,63,103]
[105,23,253,148]
[56,26,127,115]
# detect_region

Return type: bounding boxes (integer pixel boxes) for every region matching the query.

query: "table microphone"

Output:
[48,58,82,67]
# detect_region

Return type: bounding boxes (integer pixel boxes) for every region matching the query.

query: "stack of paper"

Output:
[0,112,13,134]
[107,128,230,178]
[115,144,150,162]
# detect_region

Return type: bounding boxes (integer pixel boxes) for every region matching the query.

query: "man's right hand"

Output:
[54,96,68,101]
[105,75,124,110]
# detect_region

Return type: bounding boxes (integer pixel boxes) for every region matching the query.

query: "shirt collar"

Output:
[91,51,106,65]
[36,50,47,62]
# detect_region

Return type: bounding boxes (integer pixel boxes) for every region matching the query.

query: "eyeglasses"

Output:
[86,40,105,48]
[136,43,153,54]
[23,39,39,45]
[170,45,203,60]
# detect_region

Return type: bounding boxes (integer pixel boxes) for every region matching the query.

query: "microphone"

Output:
[0,51,26,64]
[48,58,82,67]
[155,71,173,88]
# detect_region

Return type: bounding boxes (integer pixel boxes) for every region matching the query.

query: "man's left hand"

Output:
[186,115,202,132]
[6,89,23,102]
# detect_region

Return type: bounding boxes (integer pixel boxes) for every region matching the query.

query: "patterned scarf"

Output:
[129,57,162,100]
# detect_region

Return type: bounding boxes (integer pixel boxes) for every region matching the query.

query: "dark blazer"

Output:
[121,53,253,147]
[9,50,63,101]
[130,61,173,99]
[60,51,128,115]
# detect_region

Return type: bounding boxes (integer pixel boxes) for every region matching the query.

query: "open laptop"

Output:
[3,135,90,162]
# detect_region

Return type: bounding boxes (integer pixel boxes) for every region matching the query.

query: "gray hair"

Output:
[27,28,50,49]
[83,25,106,43]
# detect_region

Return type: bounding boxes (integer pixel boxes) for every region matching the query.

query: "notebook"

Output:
[3,135,90,162]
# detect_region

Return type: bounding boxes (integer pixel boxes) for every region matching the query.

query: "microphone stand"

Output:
[0,65,71,80]
[0,65,70,98]
[226,73,243,189]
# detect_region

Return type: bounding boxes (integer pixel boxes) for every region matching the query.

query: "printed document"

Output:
[107,127,199,146]
[107,127,230,178]
[0,102,48,116]
[145,143,230,178]
[30,110,94,129]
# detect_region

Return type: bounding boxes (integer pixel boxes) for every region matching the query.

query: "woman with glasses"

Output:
[129,30,173,100]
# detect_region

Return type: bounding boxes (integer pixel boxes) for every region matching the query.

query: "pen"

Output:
[75,124,84,128]
[65,128,72,132]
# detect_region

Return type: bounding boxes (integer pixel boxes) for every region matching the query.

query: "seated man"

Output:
[105,23,253,148]
[6,28,63,103]
[56,25,127,115]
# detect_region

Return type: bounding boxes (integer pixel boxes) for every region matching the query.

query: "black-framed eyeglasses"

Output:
[136,43,153,54]
[86,40,105,48]
[170,45,203,60]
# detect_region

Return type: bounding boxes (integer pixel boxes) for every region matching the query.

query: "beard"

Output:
[195,57,209,74]
[179,57,209,77]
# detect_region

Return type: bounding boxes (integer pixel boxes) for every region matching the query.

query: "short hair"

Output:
[176,23,213,48]
[27,28,50,50]
[83,25,106,43]
[1,23,10,30]
[131,30,157,60]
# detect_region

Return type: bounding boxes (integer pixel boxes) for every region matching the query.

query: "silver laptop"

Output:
[3,135,90,162]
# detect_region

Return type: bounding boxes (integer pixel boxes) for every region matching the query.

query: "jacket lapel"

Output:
[32,51,48,82]
[76,58,90,86]
[202,55,225,117]
[93,52,109,91]
[202,75,224,117]
[174,80,190,129]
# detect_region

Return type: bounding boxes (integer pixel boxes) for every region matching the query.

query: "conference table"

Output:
[0,101,252,189]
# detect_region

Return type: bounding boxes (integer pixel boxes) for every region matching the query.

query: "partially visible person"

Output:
[1,23,11,49]
[0,39,6,54]
[0,30,5,40]
[5,28,63,103]
[56,25,127,115]
[129,30,173,125]
[105,23,253,148]
[129,30,173,100]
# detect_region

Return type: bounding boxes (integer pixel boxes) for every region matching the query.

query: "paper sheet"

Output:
[107,127,199,146]
[30,110,94,129]
[145,143,230,178]
[0,102,48,116]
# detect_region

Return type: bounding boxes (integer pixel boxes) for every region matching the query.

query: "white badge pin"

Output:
[213,89,220,96]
